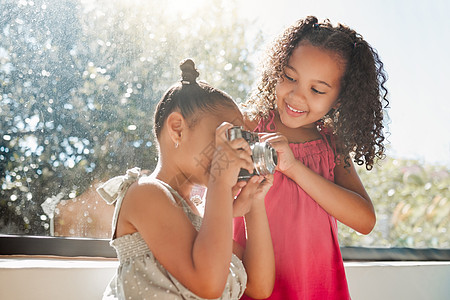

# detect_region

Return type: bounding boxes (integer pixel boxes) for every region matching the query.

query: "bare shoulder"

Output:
[126,177,172,204]
[334,158,371,201]
[334,158,357,180]
[116,178,177,236]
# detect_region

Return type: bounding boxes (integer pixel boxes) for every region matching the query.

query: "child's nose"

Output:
[291,85,307,103]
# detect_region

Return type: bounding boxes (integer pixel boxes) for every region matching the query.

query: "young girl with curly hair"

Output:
[233,16,389,299]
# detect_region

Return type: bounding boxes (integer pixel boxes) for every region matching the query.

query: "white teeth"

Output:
[287,103,305,113]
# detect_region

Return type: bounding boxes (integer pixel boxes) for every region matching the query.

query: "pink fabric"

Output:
[234,111,350,300]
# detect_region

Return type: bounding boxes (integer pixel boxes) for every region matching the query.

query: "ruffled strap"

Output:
[97,167,142,205]
[97,167,142,239]
[315,120,337,154]
[255,110,276,133]
[315,121,338,178]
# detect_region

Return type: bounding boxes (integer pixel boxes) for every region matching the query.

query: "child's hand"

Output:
[231,180,248,198]
[232,174,273,217]
[210,122,254,188]
[259,133,296,173]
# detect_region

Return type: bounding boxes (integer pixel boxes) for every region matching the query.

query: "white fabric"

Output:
[98,168,248,300]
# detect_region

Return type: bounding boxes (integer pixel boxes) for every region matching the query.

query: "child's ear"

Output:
[166,112,186,146]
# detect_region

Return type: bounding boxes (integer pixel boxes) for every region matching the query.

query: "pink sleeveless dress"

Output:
[233,111,350,300]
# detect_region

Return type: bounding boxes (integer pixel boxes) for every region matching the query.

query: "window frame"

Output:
[0,235,116,258]
[1,235,449,261]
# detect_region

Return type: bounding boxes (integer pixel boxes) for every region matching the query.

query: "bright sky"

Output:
[234,0,450,167]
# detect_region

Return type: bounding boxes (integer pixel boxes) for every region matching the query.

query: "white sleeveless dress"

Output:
[97,167,247,300]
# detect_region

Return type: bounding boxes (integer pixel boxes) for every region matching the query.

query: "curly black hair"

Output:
[245,16,389,170]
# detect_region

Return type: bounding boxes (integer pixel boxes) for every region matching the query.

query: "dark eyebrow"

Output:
[285,65,332,88]
[285,65,297,73]
[316,80,332,88]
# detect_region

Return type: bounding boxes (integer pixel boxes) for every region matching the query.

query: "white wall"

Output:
[0,258,449,300]
[0,259,116,300]
[345,262,450,300]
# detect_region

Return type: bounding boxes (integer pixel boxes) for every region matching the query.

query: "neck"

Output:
[151,159,194,201]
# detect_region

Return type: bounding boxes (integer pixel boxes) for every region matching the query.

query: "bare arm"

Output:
[123,183,233,298]
[232,175,275,299]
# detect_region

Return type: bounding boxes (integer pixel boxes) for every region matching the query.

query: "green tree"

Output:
[338,157,450,248]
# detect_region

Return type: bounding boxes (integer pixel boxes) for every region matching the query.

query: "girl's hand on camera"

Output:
[232,181,248,198]
[210,122,254,188]
[232,174,273,217]
[259,132,296,173]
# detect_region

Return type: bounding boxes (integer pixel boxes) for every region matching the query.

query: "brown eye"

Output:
[284,74,295,82]
[312,87,325,95]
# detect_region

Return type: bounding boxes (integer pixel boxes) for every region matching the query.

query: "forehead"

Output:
[198,105,244,129]
[287,43,346,83]
[218,105,244,126]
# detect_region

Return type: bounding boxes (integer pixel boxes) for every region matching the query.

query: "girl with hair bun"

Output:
[233,16,389,299]
[98,59,275,300]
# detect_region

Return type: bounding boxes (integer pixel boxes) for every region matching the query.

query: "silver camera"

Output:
[227,126,278,181]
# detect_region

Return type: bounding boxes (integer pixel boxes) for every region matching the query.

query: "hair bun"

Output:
[180,58,199,84]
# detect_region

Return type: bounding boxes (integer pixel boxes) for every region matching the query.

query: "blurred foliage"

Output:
[338,157,450,248]
[0,0,262,235]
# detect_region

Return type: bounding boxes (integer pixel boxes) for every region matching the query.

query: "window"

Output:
[1,0,259,239]
[340,160,449,249]
[1,0,449,256]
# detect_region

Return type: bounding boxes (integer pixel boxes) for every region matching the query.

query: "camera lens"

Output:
[252,142,277,176]
[227,126,277,181]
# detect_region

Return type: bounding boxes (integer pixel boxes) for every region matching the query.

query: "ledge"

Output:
[1,257,449,300]
[0,256,118,269]
[1,256,449,269]
[2,234,450,261]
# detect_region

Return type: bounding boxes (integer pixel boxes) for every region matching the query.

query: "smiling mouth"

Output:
[286,103,306,113]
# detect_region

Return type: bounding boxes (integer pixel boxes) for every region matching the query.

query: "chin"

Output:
[280,112,303,128]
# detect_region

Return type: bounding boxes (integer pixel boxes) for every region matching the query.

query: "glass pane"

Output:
[1,0,449,249]
[0,0,259,238]
[339,160,449,249]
